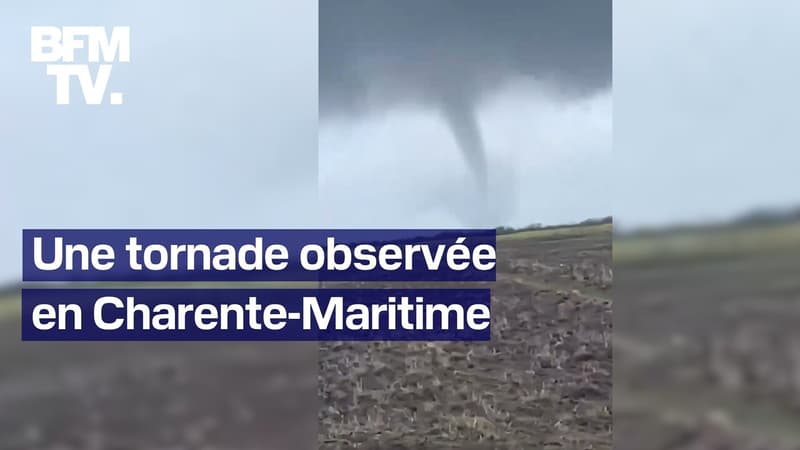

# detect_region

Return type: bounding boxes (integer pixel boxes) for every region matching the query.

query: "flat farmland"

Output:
[615,221,800,450]
[0,226,613,449]
[319,225,612,449]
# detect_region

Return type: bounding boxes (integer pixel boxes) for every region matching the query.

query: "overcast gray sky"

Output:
[614,0,800,229]
[0,1,318,283]
[3,1,799,282]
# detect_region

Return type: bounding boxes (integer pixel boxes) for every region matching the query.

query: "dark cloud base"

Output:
[320,0,611,115]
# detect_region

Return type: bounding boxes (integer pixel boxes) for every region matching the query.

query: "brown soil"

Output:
[319,233,612,449]
[615,248,800,450]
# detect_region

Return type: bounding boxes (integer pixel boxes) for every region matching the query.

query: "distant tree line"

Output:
[621,205,800,238]
[495,216,612,235]
[733,207,800,227]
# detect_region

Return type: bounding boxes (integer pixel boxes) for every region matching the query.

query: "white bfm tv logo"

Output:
[31,26,129,105]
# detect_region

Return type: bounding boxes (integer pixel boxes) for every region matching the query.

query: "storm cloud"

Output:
[319,0,612,213]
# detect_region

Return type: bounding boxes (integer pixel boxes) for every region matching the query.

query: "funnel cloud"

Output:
[439,90,487,198]
[320,0,612,216]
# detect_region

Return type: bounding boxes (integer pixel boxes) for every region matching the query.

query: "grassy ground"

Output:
[0,294,18,322]
[498,223,612,242]
[614,221,800,266]
[498,220,800,265]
